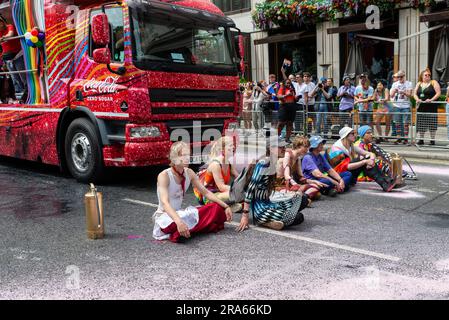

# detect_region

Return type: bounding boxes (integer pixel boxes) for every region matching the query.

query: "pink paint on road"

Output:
[410,165,449,177]
[353,183,426,199]
[127,235,145,240]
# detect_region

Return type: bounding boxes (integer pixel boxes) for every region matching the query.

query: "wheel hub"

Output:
[71,133,92,173]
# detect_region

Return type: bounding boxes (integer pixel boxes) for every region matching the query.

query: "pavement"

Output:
[237,130,449,161]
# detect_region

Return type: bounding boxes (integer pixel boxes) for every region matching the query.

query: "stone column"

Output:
[251,31,270,82]
[316,20,340,86]
[399,8,429,86]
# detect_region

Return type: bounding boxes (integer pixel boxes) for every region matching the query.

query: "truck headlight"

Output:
[130,126,161,138]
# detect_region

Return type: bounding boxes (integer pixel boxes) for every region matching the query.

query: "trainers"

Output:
[328,189,338,197]
[429,140,435,146]
[416,140,424,145]
[260,220,284,230]
[394,139,402,145]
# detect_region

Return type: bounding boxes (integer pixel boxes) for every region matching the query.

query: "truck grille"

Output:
[150,89,235,103]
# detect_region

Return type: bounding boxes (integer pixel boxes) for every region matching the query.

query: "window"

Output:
[89,6,125,63]
[212,0,251,14]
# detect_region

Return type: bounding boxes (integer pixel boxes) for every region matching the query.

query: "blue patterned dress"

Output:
[244,159,307,227]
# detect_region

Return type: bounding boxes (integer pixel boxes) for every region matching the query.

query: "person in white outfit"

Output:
[153,141,233,243]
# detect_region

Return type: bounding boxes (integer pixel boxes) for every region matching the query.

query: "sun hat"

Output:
[358,125,372,138]
[339,127,354,139]
[309,136,326,149]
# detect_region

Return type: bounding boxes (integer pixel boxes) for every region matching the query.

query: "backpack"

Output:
[229,166,248,204]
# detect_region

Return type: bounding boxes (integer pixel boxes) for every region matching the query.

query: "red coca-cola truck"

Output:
[0,0,242,182]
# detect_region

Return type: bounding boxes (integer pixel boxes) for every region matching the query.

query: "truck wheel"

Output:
[65,118,105,183]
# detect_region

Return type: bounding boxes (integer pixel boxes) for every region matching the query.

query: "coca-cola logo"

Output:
[83,76,119,94]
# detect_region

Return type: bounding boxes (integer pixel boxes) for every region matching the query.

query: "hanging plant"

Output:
[252,0,443,30]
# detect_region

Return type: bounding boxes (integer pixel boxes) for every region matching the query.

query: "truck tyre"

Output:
[65,118,105,183]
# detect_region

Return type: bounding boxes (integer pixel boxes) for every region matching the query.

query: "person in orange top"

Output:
[277,79,297,143]
[194,136,242,212]
[0,16,26,100]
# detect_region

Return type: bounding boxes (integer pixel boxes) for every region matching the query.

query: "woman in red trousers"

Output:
[153,141,233,243]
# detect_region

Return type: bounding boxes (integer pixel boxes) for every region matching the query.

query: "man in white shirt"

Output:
[390,70,413,145]
[296,72,318,134]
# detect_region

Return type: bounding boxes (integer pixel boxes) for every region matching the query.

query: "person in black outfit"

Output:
[413,68,442,145]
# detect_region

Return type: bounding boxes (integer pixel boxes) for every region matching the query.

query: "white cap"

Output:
[339,126,354,139]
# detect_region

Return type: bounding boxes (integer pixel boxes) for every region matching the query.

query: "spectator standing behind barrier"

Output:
[373,80,391,143]
[315,77,333,136]
[337,76,356,128]
[390,70,413,145]
[153,142,233,243]
[446,86,449,141]
[266,74,280,127]
[354,73,374,127]
[302,136,352,197]
[251,81,268,136]
[413,68,441,146]
[242,82,253,136]
[303,72,318,132]
[277,80,297,143]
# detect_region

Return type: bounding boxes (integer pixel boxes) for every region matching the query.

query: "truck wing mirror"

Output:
[92,13,110,46]
[93,48,111,64]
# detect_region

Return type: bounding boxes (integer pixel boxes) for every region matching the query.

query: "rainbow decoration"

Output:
[11,0,47,104]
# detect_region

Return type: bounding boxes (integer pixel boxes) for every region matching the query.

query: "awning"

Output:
[432,25,449,84]
[420,10,449,23]
[344,40,364,78]
[254,31,308,45]
[327,20,394,34]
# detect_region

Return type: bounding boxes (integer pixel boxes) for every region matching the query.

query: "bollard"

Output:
[391,153,404,186]
[85,183,104,239]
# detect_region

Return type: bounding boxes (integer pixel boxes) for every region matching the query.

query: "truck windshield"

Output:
[129,2,238,75]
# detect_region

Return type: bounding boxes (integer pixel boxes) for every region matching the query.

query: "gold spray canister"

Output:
[85,183,104,239]
[391,153,403,186]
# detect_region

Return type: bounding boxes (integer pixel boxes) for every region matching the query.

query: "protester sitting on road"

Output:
[193,136,241,213]
[301,136,352,197]
[238,136,308,231]
[279,135,324,201]
[413,68,442,146]
[325,127,398,192]
[153,141,233,243]
[373,80,391,143]
[355,125,417,182]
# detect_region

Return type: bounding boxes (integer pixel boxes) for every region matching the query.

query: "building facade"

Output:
[213,0,449,87]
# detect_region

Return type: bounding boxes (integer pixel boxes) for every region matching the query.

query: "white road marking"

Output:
[123,198,401,263]
[123,198,159,208]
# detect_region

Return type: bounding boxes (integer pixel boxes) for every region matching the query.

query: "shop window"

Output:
[212,0,251,14]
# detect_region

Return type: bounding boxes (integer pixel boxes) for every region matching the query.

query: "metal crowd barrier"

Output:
[413,101,449,150]
[238,99,449,149]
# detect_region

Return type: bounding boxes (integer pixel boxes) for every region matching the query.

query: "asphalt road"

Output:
[1,150,449,300]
